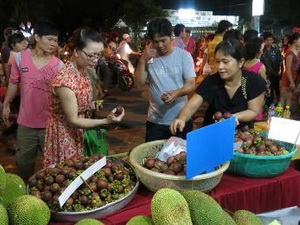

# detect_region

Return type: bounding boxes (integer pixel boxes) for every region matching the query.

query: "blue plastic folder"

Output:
[186,117,235,179]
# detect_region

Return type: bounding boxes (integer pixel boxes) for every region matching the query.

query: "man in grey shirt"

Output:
[134,18,195,142]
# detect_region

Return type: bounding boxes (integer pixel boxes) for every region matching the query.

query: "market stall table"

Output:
[49,166,300,225]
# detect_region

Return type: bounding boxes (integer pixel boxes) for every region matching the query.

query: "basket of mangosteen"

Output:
[128,139,230,193]
[228,127,297,178]
[27,154,139,222]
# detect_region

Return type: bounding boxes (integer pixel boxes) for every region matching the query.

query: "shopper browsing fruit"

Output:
[170,38,267,134]
[134,18,196,142]
[43,27,124,168]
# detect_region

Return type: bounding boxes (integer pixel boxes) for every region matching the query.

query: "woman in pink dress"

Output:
[244,37,267,80]
[244,37,268,120]
[43,27,125,168]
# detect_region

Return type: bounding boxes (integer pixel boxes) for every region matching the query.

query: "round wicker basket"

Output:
[129,140,229,192]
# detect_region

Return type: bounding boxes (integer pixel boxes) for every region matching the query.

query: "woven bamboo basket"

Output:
[129,140,229,192]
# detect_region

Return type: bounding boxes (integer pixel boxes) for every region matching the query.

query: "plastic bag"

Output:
[257,206,300,225]
[83,128,108,157]
[156,136,186,162]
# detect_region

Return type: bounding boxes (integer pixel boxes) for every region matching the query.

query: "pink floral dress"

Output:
[43,62,93,168]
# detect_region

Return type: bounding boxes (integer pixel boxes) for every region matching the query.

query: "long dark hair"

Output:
[288,32,300,45]
[215,38,245,61]
[8,31,26,48]
[245,37,263,60]
[68,27,101,52]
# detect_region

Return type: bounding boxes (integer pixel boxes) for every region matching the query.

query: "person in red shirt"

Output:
[184,29,196,56]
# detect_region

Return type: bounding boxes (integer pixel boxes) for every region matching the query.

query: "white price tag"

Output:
[58,156,107,208]
[268,117,300,145]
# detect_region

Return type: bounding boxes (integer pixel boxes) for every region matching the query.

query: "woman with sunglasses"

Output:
[43,27,125,168]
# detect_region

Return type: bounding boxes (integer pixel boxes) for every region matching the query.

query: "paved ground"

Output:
[97,85,149,155]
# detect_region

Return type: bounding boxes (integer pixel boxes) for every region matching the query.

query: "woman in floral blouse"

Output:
[44,27,124,168]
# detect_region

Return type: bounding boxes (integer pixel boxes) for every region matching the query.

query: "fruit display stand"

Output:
[47,122,300,224]
[27,155,139,224]
[48,163,300,225]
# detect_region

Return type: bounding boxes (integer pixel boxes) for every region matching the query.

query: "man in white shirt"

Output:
[117,33,141,74]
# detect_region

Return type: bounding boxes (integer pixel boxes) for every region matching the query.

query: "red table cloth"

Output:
[49,166,300,225]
